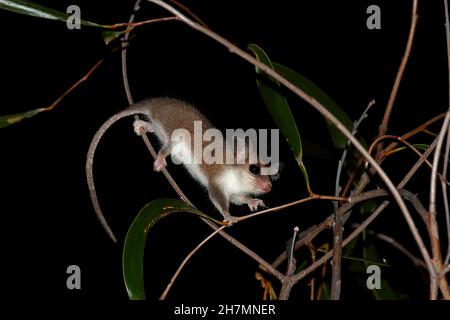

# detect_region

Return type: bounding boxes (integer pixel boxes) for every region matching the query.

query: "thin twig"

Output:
[442,129,450,267]
[371,135,449,185]
[160,225,226,300]
[383,112,446,154]
[43,58,104,112]
[168,0,209,28]
[428,111,450,299]
[442,0,450,270]
[236,195,347,223]
[331,99,375,300]
[378,0,418,140]
[363,228,427,269]
[287,227,300,276]
[279,226,299,302]
[335,100,375,210]
[105,16,176,30]
[342,111,446,198]
[121,0,141,104]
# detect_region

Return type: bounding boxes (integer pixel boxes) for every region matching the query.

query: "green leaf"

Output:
[101,30,124,45]
[363,242,406,300]
[248,44,303,158]
[272,62,353,150]
[0,0,103,27]
[318,281,331,300]
[122,198,219,300]
[0,108,46,128]
[360,199,378,215]
[248,44,311,193]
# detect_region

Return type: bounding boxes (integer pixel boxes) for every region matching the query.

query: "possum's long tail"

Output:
[86,106,148,243]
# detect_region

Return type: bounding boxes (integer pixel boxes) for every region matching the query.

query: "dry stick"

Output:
[236,195,346,223]
[279,227,301,299]
[145,1,427,273]
[428,109,450,300]
[168,0,209,28]
[342,112,446,198]
[378,0,418,140]
[441,0,450,274]
[120,0,284,283]
[364,229,427,269]
[273,138,438,298]
[331,100,375,300]
[160,225,226,300]
[442,130,450,267]
[371,135,437,173]
[444,264,450,274]
[383,112,446,154]
[43,58,104,112]
[105,16,177,30]
[287,227,300,276]
[121,0,140,104]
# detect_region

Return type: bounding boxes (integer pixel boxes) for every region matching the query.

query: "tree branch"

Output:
[160,225,226,300]
[364,229,427,269]
[378,0,418,139]
[331,99,374,300]
[428,108,450,299]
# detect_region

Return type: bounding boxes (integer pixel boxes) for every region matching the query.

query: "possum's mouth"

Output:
[254,180,271,194]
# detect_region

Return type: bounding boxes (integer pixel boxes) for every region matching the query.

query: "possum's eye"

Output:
[249,164,260,175]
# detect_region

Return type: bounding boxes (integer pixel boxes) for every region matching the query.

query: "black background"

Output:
[0,0,448,303]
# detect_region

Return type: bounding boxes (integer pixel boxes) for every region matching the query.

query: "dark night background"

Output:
[0,0,449,304]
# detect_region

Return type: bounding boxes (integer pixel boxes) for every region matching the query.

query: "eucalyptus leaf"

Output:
[101,30,124,45]
[0,108,46,128]
[0,0,103,27]
[122,198,219,300]
[248,44,311,193]
[272,62,353,150]
[364,242,407,300]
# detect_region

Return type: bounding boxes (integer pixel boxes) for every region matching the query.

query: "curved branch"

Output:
[378,0,418,138]
[160,225,226,300]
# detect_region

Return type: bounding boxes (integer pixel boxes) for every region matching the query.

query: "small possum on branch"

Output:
[86,97,273,242]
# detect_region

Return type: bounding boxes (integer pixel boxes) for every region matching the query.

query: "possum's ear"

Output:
[233,139,258,164]
[234,143,247,164]
[269,162,284,181]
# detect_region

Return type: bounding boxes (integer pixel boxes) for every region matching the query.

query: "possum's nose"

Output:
[261,180,272,193]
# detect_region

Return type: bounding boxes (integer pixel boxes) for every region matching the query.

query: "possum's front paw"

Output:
[223,215,239,226]
[133,120,153,136]
[153,154,167,171]
[247,198,265,212]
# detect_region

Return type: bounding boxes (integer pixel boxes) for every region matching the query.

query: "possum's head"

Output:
[217,163,272,198]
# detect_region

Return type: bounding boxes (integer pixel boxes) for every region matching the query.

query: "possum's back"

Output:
[140,97,215,134]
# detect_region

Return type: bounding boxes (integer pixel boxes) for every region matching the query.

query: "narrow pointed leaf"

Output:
[272,62,353,150]
[122,198,220,300]
[364,242,407,299]
[0,0,103,27]
[0,108,46,128]
[248,44,303,158]
[101,30,124,45]
[248,44,311,193]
